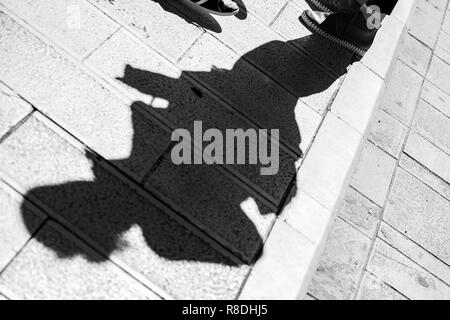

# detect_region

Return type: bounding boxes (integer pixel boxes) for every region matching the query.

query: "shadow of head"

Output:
[20,36,352,268]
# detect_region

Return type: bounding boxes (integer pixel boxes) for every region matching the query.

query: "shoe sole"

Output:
[308,0,333,13]
[198,3,239,16]
[300,11,366,57]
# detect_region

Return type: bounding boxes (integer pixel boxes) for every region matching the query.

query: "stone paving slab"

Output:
[399,153,450,201]
[398,33,432,76]
[435,30,450,63]
[427,54,450,94]
[308,0,450,300]
[0,82,32,139]
[405,132,450,184]
[0,221,160,300]
[350,141,397,206]
[0,115,249,299]
[356,272,407,300]
[0,0,434,300]
[408,0,447,48]
[367,108,408,158]
[145,154,276,262]
[0,180,46,272]
[0,0,119,60]
[380,60,423,125]
[421,80,450,118]
[337,187,382,240]
[442,6,450,33]
[84,28,297,205]
[88,0,202,61]
[383,168,450,265]
[178,33,322,152]
[379,222,450,285]
[164,0,346,112]
[367,239,450,300]
[0,10,169,180]
[308,218,371,300]
[239,0,287,25]
[412,99,450,155]
[239,219,315,300]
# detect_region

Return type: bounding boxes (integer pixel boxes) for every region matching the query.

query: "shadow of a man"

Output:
[20,37,352,267]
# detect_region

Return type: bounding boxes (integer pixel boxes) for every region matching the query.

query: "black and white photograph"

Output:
[0,0,449,306]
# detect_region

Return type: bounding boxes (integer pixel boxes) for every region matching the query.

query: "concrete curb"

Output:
[238,0,419,300]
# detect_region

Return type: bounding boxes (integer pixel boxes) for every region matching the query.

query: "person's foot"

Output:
[192,0,239,16]
[300,9,381,57]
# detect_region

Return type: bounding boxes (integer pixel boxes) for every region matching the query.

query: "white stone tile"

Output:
[413,99,450,155]
[367,239,450,300]
[337,187,382,239]
[282,190,333,245]
[356,272,407,300]
[367,108,408,158]
[239,219,316,300]
[361,15,405,79]
[297,113,362,212]
[331,63,384,134]
[379,222,450,285]
[399,153,450,201]
[398,33,432,76]
[350,141,397,206]
[427,55,450,94]
[383,168,450,265]
[421,80,450,118]
[381,60,423,125]
[405,132,450,184]
[309,218,371,300]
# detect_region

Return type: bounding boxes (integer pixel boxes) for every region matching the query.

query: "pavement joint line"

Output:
[53,219,168,299]
[0,184,49,277]
[81,25,122,63]
[84,0,306,159]
[173,0,342,80]
[2,0,302,163]
[0,165,175,301]
[28,110,250,266]
[381,220,450,279]
[373,237,450,291]
[0,108,248,287]
[0,109,35,146]
[0,0,432,299]
[178,64,303,158]
[361,269,411,300]
[0,4,290,210]
[85,0,202,65]
[0,284,17,300]
[348,185,382,209]
[399,155,450,201]
[95,0,342,113]
[240,0,419,299]
[406,117,450,159]
[354,0,450,296]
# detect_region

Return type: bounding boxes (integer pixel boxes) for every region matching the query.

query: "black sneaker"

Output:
[300,9,381,57]
[307,0,361,13]
[192,0,239,16]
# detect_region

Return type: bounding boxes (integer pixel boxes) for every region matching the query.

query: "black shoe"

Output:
[307,0,360,13]
[192,0,239,16]
[300,10,381,57]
